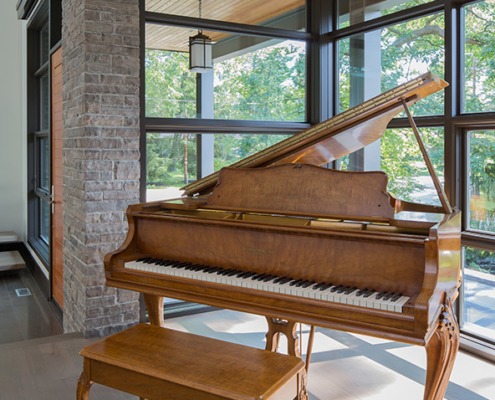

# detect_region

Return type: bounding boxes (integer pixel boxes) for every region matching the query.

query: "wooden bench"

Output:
[77,323,306,400]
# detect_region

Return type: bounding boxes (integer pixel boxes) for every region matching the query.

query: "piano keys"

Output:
[125,257,411,313]
[104,72,461,400]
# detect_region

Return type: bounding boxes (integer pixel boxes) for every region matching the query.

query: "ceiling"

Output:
[145,0,305,52]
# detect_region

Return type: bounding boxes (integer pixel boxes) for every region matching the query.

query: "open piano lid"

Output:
[182,72,448,197]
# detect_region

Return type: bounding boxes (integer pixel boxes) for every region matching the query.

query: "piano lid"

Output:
[182,72,448,196]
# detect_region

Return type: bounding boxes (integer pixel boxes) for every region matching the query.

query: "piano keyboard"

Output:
[125,258,410,313]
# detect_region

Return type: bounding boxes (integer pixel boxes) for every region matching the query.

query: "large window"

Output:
[144,0,309,202]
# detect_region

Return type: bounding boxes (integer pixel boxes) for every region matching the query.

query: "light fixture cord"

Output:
[198,0,202,33]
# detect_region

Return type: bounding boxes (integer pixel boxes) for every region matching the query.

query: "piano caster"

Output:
[424,299,460,400]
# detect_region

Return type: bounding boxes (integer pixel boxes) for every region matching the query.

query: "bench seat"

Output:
[77,323,305,400]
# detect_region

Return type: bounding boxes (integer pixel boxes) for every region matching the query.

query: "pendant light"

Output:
[189,0,212,73]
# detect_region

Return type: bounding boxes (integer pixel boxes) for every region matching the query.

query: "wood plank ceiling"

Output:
[145,0,305,52]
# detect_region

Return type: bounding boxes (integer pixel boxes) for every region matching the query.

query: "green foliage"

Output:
[145,50,196,118]
[214,41,306,121]
[465,247,495,275]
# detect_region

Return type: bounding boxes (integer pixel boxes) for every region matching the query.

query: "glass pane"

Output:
[467,130,495,233]
[146,24,306,121]
[463,1,495,113]
[40,24,49,65]
[212,133,291,170]
[145,0,306,31]
[338,0,435,29]
[146,133,198,200]
[214,39,306,121]
[40,198,50,245]
[39,136,50,190]
[145,49,197,118]
[463,247,495,342]
[338,12,444,116]
[146,132,289,200]
[381,127,444,205]
[40,74,49,130]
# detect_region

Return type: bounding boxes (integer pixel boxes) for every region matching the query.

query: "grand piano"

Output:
[105,72,461,400]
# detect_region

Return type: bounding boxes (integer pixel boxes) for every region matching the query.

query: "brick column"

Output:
[62,0,141,336]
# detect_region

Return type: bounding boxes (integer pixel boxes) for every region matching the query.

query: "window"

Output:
[146,132,289,200]
[381,127,444,205]
[144,1,309,200]
[338,13,444,116]
[145,24,306,121]
[337,0,436,29]
[466,129,495,234]
[462,246,495,343]
[27,15,52,263]
[463,1,495,113]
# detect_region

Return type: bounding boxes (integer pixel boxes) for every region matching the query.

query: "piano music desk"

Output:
[77,323,305,400]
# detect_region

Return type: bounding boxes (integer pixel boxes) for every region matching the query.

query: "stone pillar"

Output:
[62,0,141,336]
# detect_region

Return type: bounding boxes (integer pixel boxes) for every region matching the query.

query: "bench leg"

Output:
[76,359,93,400]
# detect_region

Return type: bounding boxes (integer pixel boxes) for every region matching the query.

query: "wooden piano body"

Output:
[104,73,461,400]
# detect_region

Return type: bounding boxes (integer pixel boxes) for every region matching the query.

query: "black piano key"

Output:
[277,277,293,285]
[262,275,278,282]
[226,270,242,276]
[301,281,317,288]
[390,293,402,302]
[362,289,375,298]
[317,283,333,291]
[343,286,357,294]
[272,276,287,283]
[375,291,388,300]
[289,279,303,286]
[330,285,343,293]
[382,292,395,301]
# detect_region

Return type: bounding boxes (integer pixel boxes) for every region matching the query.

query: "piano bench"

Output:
[77,323,306,400]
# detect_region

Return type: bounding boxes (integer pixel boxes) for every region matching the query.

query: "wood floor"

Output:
[1,269,494,399]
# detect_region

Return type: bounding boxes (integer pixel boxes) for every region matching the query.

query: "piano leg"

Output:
[143,294,165,327]
[265,317,301,357]
[423,299,460,400]
[265,317,309,400]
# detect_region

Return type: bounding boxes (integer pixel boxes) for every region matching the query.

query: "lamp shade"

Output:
[189,32,213,73]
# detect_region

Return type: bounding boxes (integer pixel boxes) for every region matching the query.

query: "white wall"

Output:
[0,2,26,240]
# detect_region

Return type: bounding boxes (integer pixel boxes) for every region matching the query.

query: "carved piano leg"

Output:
[265,317,309,400]
[265,317,301,357]
[423,299,460,400]
[143,294,165,327]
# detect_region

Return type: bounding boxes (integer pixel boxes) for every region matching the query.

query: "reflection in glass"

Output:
[40,199,50,245]
[338,13,444,116]
[463,247,495,342]
[338,0,434,29]
[463,1,495,113]
[381,127,444,205]
[468,130,495,233]
[39,137,50,191]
